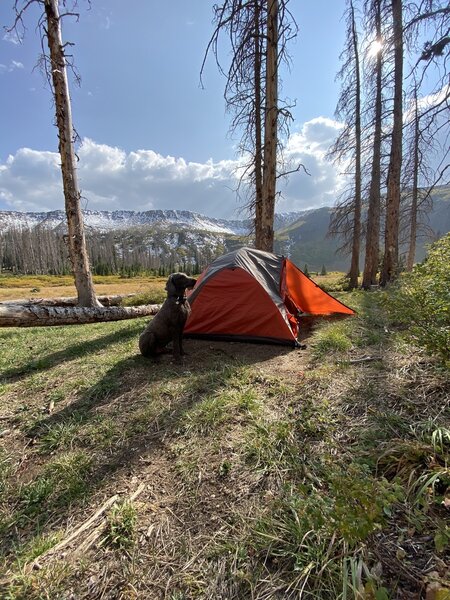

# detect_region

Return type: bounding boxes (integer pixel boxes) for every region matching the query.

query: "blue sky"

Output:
[0,0,347,218]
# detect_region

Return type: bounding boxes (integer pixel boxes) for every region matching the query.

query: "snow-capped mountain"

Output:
[0,208,306,235]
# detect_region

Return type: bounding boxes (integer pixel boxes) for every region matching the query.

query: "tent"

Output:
[184,247,355,347]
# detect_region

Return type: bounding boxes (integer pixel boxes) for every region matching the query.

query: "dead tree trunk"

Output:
[44,0,100,307]
[362,0,383,290]
[260,0,278,253]
[406,89,420,271]
[254,1,264,249]
[0,304,161,328]
[381,0,403,286]
[348,0,362,290]
[0,294,136,307]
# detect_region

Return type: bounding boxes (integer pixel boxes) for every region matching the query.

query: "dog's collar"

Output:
[169,294,187,304]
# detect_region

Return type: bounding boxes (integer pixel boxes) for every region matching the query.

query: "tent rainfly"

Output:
[184,247,355,347]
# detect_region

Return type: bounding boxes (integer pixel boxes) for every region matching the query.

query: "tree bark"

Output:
[254,0,264,249]
[406,88,420,271]
[362,0,383,290]
[348,0,362,290]
[0,304,161,328]
[260,0,278,252]
[0,294,136,307]
[381,0,403,286]
[44,0,100,307]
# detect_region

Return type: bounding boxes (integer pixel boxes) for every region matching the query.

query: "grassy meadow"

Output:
[0,268,449,599]
[0,274,167,304]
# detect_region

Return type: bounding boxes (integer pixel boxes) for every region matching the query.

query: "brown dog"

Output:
[139,272,197,361]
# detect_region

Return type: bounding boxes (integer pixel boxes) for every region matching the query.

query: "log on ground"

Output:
[0,294,136,307]
[0,304,161,327]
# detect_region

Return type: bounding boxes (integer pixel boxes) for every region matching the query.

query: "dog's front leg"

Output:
[178,330,187,356]
[172,332,183,362]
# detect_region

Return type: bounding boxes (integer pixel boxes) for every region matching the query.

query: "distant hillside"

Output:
[274,207,345,271]
[276,186,450,270]
[0,186,448,273]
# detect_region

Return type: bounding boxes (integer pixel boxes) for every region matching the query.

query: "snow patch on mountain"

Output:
[0,209,252,235]
[0,208,309,235]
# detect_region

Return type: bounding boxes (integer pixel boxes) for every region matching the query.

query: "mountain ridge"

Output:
[0,186,448,271]
[0,207,320,236]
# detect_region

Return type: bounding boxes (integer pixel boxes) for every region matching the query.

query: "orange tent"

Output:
[185,247,355,346]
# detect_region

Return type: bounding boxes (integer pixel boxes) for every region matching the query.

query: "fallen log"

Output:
[0,303,161,327]
[0,293,136,307]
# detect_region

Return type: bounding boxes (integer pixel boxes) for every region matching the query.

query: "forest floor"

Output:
[0,280,449,599]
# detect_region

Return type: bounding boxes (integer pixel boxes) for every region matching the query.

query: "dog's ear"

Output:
[165,274,177,295]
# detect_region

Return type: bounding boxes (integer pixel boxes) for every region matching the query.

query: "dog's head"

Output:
[165,272,197,297]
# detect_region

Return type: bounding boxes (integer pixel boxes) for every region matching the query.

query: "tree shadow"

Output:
[0,321,143,383]
[2,338,297,556]
[27,338,295,435]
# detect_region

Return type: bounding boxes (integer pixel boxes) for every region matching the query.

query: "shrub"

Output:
[386,234,450,364]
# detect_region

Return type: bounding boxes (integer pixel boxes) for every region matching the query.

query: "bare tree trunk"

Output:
[406,89,420,271]
[260,0,278,252]
[0,303,161,328]
[381,0,403,286]
[44,0,100,307]
[0,294,136,307]
[348,0,362,289]
[254,1,264,249]
[362,0,383,290]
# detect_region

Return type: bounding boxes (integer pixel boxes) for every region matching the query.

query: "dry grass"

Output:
[0,275,165,302]
[0,273,344,303]
[0,286,449,599]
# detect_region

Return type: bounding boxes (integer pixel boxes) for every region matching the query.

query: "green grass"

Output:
[0,286,449,599]
[121,286,166,305]
[104,500,137,550]
[310,320,353,358]
[17,451,93,523]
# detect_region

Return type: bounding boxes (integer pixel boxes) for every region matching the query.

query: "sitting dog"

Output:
[139,272,197,361]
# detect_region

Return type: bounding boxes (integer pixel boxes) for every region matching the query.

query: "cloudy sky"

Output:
[0,0,347,219]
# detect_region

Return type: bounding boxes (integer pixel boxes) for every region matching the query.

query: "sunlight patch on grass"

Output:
[103,500,137,550]
[36,413,86,454]
[2,562,73,600]
[311,321,353,358]
[18,451,93,523]
[17,530,64,564]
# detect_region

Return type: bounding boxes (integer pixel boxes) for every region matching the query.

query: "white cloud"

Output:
[0,140,242,218]
[0,60,24,74]
[418,83,450,111]
[277,117,346,213]
[404,83,450,123]
[0,149,61,212]
[0,119,344,219]
[2,31,21,45]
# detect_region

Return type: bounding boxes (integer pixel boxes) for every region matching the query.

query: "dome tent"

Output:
[184,247,355,347]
